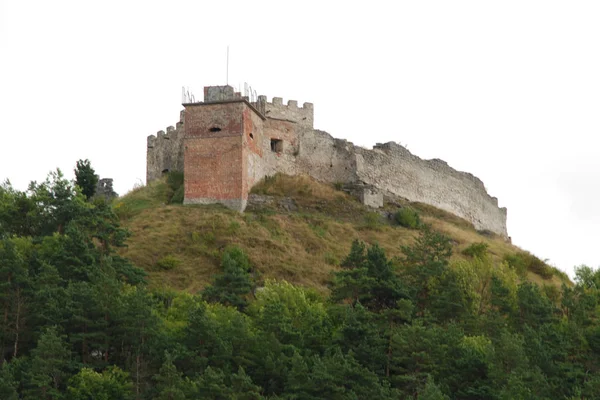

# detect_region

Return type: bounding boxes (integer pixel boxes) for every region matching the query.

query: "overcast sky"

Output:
[1,1,599,277]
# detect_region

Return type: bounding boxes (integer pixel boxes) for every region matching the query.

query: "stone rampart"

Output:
[355,142,507,236]
[146,86,508,237]
[146,110,185,182]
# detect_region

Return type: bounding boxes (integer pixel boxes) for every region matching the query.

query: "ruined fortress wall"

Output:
[146,88,508,237]
[146,111,185,183]
[353,142,508,236]
[293,129,358,183]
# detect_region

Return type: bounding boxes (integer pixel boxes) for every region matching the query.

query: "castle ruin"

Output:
[147,85,508,238]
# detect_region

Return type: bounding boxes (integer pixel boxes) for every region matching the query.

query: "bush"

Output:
[166,171,184,191]
[462,242,489,259]
[363,212,383,230]
[156,255,182,270]
[166,171,184,204]
[395,207,421,229]
[324,252,339,266]
[504,252,554,280]
[170,186,184,204]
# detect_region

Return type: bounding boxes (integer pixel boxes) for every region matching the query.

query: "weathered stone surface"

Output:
[95,177,118,201]
[146,85,509,238]
[146,110,185,182]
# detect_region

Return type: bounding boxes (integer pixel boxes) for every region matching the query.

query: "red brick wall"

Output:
[183,102,246,202]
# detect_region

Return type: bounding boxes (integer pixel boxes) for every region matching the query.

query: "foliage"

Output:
[363,211,383,230]
[202,247,255,310]
[66,366,133,400]
[395,207,421,229]
[462,242,489,259]
[74,159,98,200]
[166,171,184,204]
[3,167,600,399]
[156,255,182,271]
[505,251,555,279]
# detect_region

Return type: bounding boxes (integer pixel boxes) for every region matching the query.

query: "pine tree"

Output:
[24,326,70,399]
[202,247,254,310]
[74,159,98,200]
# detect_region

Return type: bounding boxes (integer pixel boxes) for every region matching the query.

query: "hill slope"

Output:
[114,174,569,292]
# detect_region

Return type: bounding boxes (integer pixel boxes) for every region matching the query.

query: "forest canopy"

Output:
[1,168,600,399]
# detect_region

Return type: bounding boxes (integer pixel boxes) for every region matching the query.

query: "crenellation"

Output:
[146,84,508,238]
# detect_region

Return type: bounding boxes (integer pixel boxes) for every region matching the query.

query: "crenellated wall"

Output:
[146,110,185,182]
[146,85,508,238]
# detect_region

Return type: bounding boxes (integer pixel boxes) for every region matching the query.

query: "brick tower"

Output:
[182,85,266,211]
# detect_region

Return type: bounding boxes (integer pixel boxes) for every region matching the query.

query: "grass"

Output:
[116,174,571,293]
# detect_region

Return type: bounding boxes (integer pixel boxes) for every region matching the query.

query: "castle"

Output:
[147,85,508,238]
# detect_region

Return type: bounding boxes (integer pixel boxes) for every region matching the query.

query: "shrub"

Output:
[504,252,554,280]
[166,171,184,192]
[170,186,184,204]
[363,212,383,230]
[324,252,339,266]
[166,171,184,204]
[462,242,489,259]
[395,207,421,229]
[156,255,181,270]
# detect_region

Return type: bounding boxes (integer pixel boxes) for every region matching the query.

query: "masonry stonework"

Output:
[147,85,508,237]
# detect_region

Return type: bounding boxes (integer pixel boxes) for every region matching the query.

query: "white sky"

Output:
[1,0,599,277]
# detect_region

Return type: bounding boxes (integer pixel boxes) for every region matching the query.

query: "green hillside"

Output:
[114,173,569,293]
[6,169,600,399]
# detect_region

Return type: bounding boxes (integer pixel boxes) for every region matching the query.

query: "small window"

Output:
[209,127,222,132]
[270,139,283,153]
[249,133,254,140]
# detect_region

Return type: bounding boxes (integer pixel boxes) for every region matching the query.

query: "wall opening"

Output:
[270,139,283,153]
[249,133,254,140]
[162,169,170,174]
[209,127,222,132]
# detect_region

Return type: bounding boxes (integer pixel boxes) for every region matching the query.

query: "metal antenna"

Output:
[226,45,229,85]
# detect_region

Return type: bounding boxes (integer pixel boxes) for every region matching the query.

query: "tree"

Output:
[24,326,70,399]
[74,159,98,200]
[153,353,188,400]
[0,362,18,400]
[400,227,453,317]
[66,366,133,400]
[202,247,255,310]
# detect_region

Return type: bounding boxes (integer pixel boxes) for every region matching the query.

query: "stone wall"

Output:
[355,142,507,236]
[259,95,314,128]
[146,110,185,183]
[146,86,508,237]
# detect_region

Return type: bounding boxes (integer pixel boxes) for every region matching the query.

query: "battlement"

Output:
[261,96,314,127]
[146,112,186,182]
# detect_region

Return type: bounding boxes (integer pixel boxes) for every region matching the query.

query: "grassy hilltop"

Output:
[114,173,569,293]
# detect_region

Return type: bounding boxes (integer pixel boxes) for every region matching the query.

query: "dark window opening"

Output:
[249,133,254,140]
[162,169,170,174]
[270,139,283,153]
[209,127,222,132]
